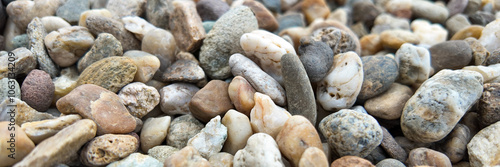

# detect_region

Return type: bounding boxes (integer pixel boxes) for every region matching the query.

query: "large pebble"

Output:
[199,6,258,79]
[123,50,161,83]
[80,134,139,166]
[106,0,146,18]
[317,51,363,111]
[140,116,171,152]
[77,57,137,93]
[56,84,136,135]
[145,0,172,28]
[228,76,256,116]
[209,152,233,167]
[0,48,36,80]
[411,0,449,23]
[108,153,163,167]
[442,124,471,163]
[169,1,205,52]
[21,69,54,112]
[243,0,279,32]
[395,43,431,85]
[85,15,140,51]
[301,0,330,24]
[160,60,206,83]
[147,145,179,163]
[6,0,61,29]
[56,0,89,24]
[401,70,483,143]
[45,26,94,67]
[477,83,500,126]
[229,53,286,106]
[298,147,329,167]
[13,119,96,167]
[311,27,358,56]
[78,33,123,72]
[0,122,35,166]
[429,40,472,73]
[166,114,204,149]
[407,148,452,167]
[379,29,419,50]
[319,109,383,158]
[281,53,316,124]
[20,114,81,144]
[468,120,500,167]
[40,16,71,33]
[160,83,199,115]
[358,55,399,101]
[196,0,230,21]
[141,28,177,70]
[479,19,500,52]
[365,83,413,120]
[164,146,210,167]
[0,98,55,125]
[118,82,160,118]
[233,133,284,167]
[250,92,291,138]
[330,156,375,167]
[122,16,156,40]
[298,38,334,82]
[187,116,227,158]
[27,17,59,78]
[221,109,253,155]
[189,80,233,123]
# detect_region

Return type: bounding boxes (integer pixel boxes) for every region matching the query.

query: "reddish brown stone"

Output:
[189,80,234,123]
[21,69,54,112]
[243,0,279,32]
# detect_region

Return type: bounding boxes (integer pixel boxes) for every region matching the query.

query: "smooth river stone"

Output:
[20,114,82,144]
[122,16,156,40]
[140,116,171,153]
[40,16,71,33]
[395,43,431,85]
[297,38,334,82]
[45,26,94,67]
[317,51,363,111]
[429,40,472,73]
[164,146,210,167]
[0,122,35,166]
[468,120,500,167]
[228,76,256,116]
[401,70,484,143]
[233,133,285,167]
[160,83,199,115]
[141,28,177,69]
[189,80,234,123]
[21,69,54,112]
[221,109,253,155]
[250,92,291,139]
[77,56,137,93]
[51,67,78,105]
[6,0,61,29]
[123,50,161,83]
[358,55,399,101]
[462,64,500,83]
[407,148,452,167]
[479,19,500,52]
[298,147,329,167]
[365,83,413,120]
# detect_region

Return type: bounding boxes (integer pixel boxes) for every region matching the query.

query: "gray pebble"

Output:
[298,38,334,82]
[27,17,59,78]
[56,0,89,24]
[358,55,399,100]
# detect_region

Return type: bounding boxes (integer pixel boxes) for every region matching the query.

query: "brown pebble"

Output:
[407,148,452,167]
[380,127,407,162]
[330,156,375,167]
[21,69,54,112]
[189,80,234,123]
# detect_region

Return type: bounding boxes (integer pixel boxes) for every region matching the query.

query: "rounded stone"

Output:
[298,147,329,167]
[379,127,407,162]
[189,80,234,123]
[221,109,253,155]
[196,0,230,21]
[330,156,375,167]
[160,60,205,83]
[375,158,405,167]
[410,19,448,48]
[122,16,156,40]
[298,38,334,82]
[0,122,35,166]
[479,19,500,52]
[477,83,500,126]
[21,69,54,112]
[209,152,233,167]
[78,33,123,73]
[311,27,358,56]
[394,43,431,85]
[429,40,472,73]
[468,120,500,167]
[118,82,160,118]
[358,55,399,101]
[141,28,177,71]
[123,50,161,83]
[352,1,382,28]
[140,116,171,153]
[45,26,94,67]
[6,0,61,29]
[85,15,140,51]
[166,114,204,149]
[250,92,291,139]
[164,146,210,167]
[301,0,330,24]
[56,0,89,24]
[147,145,179,163]
[469,11,496,26]
[442,124,471,163]
[319,109,383,158]
[80,134,139,166]
[228,76,256,117]
[365,83,413,120]
[0,48,37,80]
[160,83,199,116]
[447,0,468,16]
[77,56,137,93]
[106,0,146,18]
[380,29,419,50]
[407,148,452,167]
[360,34,383,56]
[242,0,279,32]
[411,0,449,23]
[233,133,285,166]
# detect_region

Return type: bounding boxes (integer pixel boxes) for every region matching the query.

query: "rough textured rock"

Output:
[118,82,160,118]
[365,83,413,120]
[78,8,114,27]
[407,148,452,167]
[298,38,334,82]
[187,116,227,158]
[85,15,140,51]
[0,48,37,80]
[0,78,20,101]
[477,83,500,126]
[233,133,285,167]
[196,0,229,21]
[228,76,256,116]
[21,69,54,112]
[77,57,137,93]
[166,114,204,149]
[401,70,483,143]
[78,33,123,72]
[108,153,163,167]
[140,116,171,152]
[189,80,233,123]
[311,27,358,57]
[221,109,253,155]
[379,127,407,162]
[429,40,473,73]
[395,43,431,85]
[45,26,94,67]
[358,55,399,101]
[161,60,205,83]
[468,120,500,167]
[169,1,205,52]
[164,146,210,167]
[330,156,375,167]
[250,92,291,139]
[209,152,234,167]
[0,98,55,125]
[20,114,82,144]
[0,122,35,166]
[80,134,139,166]
[147,145,179,163]
[27,17,59,78]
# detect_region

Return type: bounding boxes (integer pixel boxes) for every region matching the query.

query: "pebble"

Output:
[56,0,89,24]
[228,76,256,116]
[411,19,448,47]
[358,55,399,101]
[6,0,61,29]
[298,37,334,82]
[401,70,483,143]
[209,152,234,167]
[375,158,406,167]
[56,84,136,135]
[11,34,29,49]
[317,51,363,111]
[250,92,291,138]
[78,33,123,72]
[384,0,412,19]
[78,9,113,27]
[469,11,496,26]
[147,145,179,163]
[429,40,472,73]
[3,18,22,51]
[330,156,375,167]
[196,0,230,21]
[45,26,95,67]
[170,0,205,52]
[411,0,449,23]
[51,67,78,105]
[187,115,227,158]
[123,50,161,83]
[202,21,215,33]
[0,78,20,101]
[14,119,96,167]
[281,53,317,124]
[199,6,258,79]
[164,146,210,167]
[468,120,500,167]
[233,133,285,167]
[145,0,171,28]
[371,13,410,34]
[85,15,141,51]
[189,80,233,123]
[365,146,387,165]
[159,83,199,115]
[479,19,500,52]
[379,29,419,50]
[276,13,306,33]
[477,83,500,126]
[407,148,452,167]
[447,0,468,16]
[462,64,500,83]
[441,124,471,163]
[118,82,160,118]
[21,69,54,112]
[40,16,71,33]
[365,83,412,120]
[243,0,279,32]
[486,50,500,66]
[352,1,382,28]
[0,47,37,79]
[395,43,431,85]
[446,14,471,36]
[20,114,81,144]
[311,27,359,56]
[140,116,171,152]
[379,127,407,162]
[0,122,35,166]
[108,153,163,167]
[276,115,323,166]
[221,109,253,155]
[161,60,206,83]
[301,0,330,24]
[166,114,204,149]
[122,16,156,40]
[298,147,329,167]
[80,134,139,166]
[27,17,59,78]
[77,57,137,93]
[229,53,286,106]
[106,0,146,18]
[141,28,177,70]
[0,98,55,125]
[319,109,383,158]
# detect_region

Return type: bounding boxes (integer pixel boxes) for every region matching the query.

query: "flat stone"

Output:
[140,116,171,153]
[250,93,291,139]
[21,69,54,112]
[77,56,137,93]
[108,153,163,167]
[199,6,258,79]
[189,80,233,123]
[145,0,173,28]
[85,15,140,51]
[365,83,413,120]
[106,0,146,18]
[243,0,279,32]
[161,60,205,83]
[0,98,55,125]
[78,33,123,72]
[429,40,472,73]
[380,29,419,50]
[123,50,161,83]
[477,83,500,126]
[468,120,500,167]
[330,156,375,167]
[164,146,210,167]
[27,17,59,78]
[45,26,94,67]
[380,127,407,162]
[169,1,205,52]
[159,83,199,115]
[196,0,230,21]
[233,133,285,166]
[407,148,452,167]
[298,37,334,82]
[411,0,449,23]
[56,84,136,135]
[311,27,358,57]
[209,152,233,167]
[395,43,431,85]
[122,16,156,40]
[118,82,160,118]
[221,109,253,155]
[166,114,204,149]
[358,55,399,100]
[228,76,255,116]
[80,134,139,166]
[0,47,36,80]
[56,0,89,24]
[187,116,227,158]
[301,0,330,24]
[401,70,483,143]
[13,119,96,167]
[0,122,35,166]
[20,114,81,144]
[6,0,61,29]
[147,145,179,163]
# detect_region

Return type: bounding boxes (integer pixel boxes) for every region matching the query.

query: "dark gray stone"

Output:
[0,4,6,33]
[469,11,495,26]
[161,60,205,83]
[85,15,140,51]
[196,0,230,21]
[358,55,399,100]
[56,0,90,24]
[429,40,472,72]
[12,34,29,49]
[485,50,500,66]
[298,38,334,82]
[352,1,382,28]
[447,0,468,16]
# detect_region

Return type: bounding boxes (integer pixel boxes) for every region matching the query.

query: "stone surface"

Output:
[108,153,163,167]
[199,6,258,79]
[80,134,139,166]
[447,0,468,16]
[446,14,471,36]
[352,1,382,28]
[379,127,407,162]
[45,26,94,67]
[166,114,204,149]
[188,116,227,158]
[243,0,278,32]
[147,145,179,163]
[411,19,448,48]
[169,0,205,52]
[40,16,71,34]
[229,53,286,106]
[407,148,452,167]
[56,0,89,24]
[281,53,316,124]
[85,15,140,51]
[51,67,79,105]
[118,82,160,118]
[401,70,483,143]
[411,0,449,23]
[479,19,500,52]
[365,83,413,120]
[462,64,500,83]
[0,47,36,80]
[209,152,233,167]
[20,114,81,144]
[477,83,500,126]
[123,50,161,83]
[140,116,171,153]
[233,133,285,167]
[122,16,156,40]
[164,146,210,167]
[429,40,473,73]
[78,33,123,72]
[196,0,230,21]
[469,11,496,26]
[395,43,431,85]
[0,98,55,125]
[298,37,334,82]
[56,84,136,135]
[311,27,358,56]
[145,0,172,28]
[142,28,176,72]
[442,124,471,163]
[317,51,363,111]
[189,80,233,123]
[358,55,399,101]
[27,17,59,78]
[21,69,54,112]
[276,13,306,34]
[250,92,291,139]
[106,0,146,18]
[78,8,114,27]
[468,120,500,167]
[161,60,205,83]
[228,76,256,116]
[77,57,137,93]
[12,34,29,49]
[13,119,96,167]
[0,122,35,166]
[375,158,405,167]
[301,0,330,24]
[159,83,199,115]
[3,18,22,51]
[298,147,329,167]
[6,0,61,29]
[221,109,253,155]
[319,109,383,158]
[379,29,419,50]
[359,34,383,57]
[276,115,323,166]
[330,156,375,167]
[0,78,20,102]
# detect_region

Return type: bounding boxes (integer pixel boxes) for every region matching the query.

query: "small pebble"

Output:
[108,153,163,167]
[164,146,210,167]
[298,37,334,82]
[375,158,405,167]
[106,0,146,18]
[51,67,78,105]
[118,82,160,118]
[352,1,382,28]
[442,124,471,163]
[196,0,230,21]
[0,98,55,125]
[80,134,139,166]
[298,147,329,167]
[250,92,291,139]
[429,40,472,73]
[477,83,500,126]
[447,0,468,16]
[243,0,279,32]
[395,43,431,86]
[0,47,36,79]
[123,50,161,83]
[147,145,179,163]
[21,69,54,112]
[469,11,496,26]
[77,57,137,93]
[311,27,359,56]
[160,83,199,115]
[78,8,113,27]
[221,109,253,155]
[330,156,375,167]
[145,0,171,28]
[365,83,413,120]
[407,148,452,167]
[122,16,156,40]
[27,17,59,78]
[187,115,227,158]
[411,0,449,23]
[78,33,123,72]
[189,80,233,123]
[56,0,89,24]
[170,0,205,52]
[166,114,204,149]
[141,28,177,69]
[301,0,330,24]
[228,76,256,116]
[44,26,94,67]
[358,55,399,101]
[446,14,471,36]
[379,29,419,50]
[379,127,407,162]
[410,19,448,47]
[384,0,412,19]
[209,152,233,167]
[233,133,285,167]
[20,114,81,144]
[0,122,35,166]
[468,120,500,167]
[85,15,140,51]
[140,116,171,152]
[161,60,206,83]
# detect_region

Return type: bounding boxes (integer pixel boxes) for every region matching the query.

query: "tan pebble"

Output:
[360,34,383,56]
[298,147,329,167]
[407,148,452,167]
[222,109,253,155]
[141,116,171,153]
[20,114,82,144]
[250,92,291,138]
[0,122,35,166]
[41,16,71,33]
[380,29,419,50]
[242,0,279,32]
[330,156,375,167]
[78,9,114,27]
[228,76,256,116]
[141,28,177,67]
[451,25,484,40]
[80,134,139,166]
[77,56,137,93]
[302,0,330,24]
[45,26,95,67]
[123,50,161,83]
[365,83,413,120]
[169,0,206,52]
[209,152,234,167]
[164,146,210,167]
[189,80,234,123]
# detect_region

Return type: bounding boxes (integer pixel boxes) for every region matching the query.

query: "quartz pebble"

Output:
[21,69,54,112]
[187,115,227,158]
[108,153,163,167]
[479,19,500,52]
[233,133,285,167]
[0,122,35,166]
[477,83,500,126]
[45,26,94,67]
[221,109,252,155]
[394,43,431,85]
[209,152,234,167]
[170,0,205,52]
[164,146,210,167]
[80,134,139,166]
[401,70,483,143]
[411,19,448,47]
[27,17,59,78]
[462,64,500,83]
[78,8,113,28]
[358,55,399,101]
[468,120,500,167]
[51,67,78,105]
[298,147,329,167]
[298,37,334,82]
[123,50,161,83]
[407,148,452,167]
[85,15,141,51]
[243,0,279,32]
[77,57,137,93]
[141,28,177,70]
[0,98,55,125]
[56,0,89,24]
[20,114,81,144]
[122,16,156,40]
[160,83,199,115]
[78,33,123,72]
[41,16,71,33]
[140,116,171,153]
[106,0,146,18]
[429,40,473,73]
[250,92,291,138]
[0,47,36,80]
[228,76,256,116]
[189,80,233,123]
[196,0,230,21]
[330,156,375,167]
[147,145,179,163]
[411,0,449,23]
[118,82,160,118]
[365,83,413,120]
[166,114,204,149]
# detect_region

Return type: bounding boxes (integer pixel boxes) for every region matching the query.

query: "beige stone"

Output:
[298,147,329,167]
[142,28,177,67]
[468,121,500,167]
[380,29,419,50]
[41,16,71,33]
[77,56,137,93]
[365,83,413,120]
[45,26,95,67]
[302,0,330,24]
[20,114,82,144]
[233,133,285,167]
[0,122,35,166]
[51,67,79,105]
[407,148,452,167]
[209,152,234,167]
[169,1,205,52]
[78,9,114,27]
[228,76,256,116]
[164,146,210,167]
[81,134,139,166]
[250,92,291,138]
[222,109,253,155]
[141,116,171,153]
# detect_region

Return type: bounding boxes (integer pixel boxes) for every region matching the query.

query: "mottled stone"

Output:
[384,0,412,19]
[56,0,89,24]
[221,109,252,155]
[395,43,431,85]
[380,29,419,50]
[301,0,330,24]
[243,0,278,32]
[20,114,81,144]
[365,83,412,120]
[209,152,233,167]
[141,116,171,152]
[78,33,123,72]
[78,8,113,27]
[401,70,483,143]
[169,1,205,52]
[108,153,163,167]
[197,0,230,21]
[228,76,255,116]
[441,124,471,163]
[251,92,291,138]
[158,83,197,115]
[0,78,20,102]
[164,146,210,167]
[188,116,227,158]
[45,26,94,67]
[161,60,205,83]
[479,19,500,52]
[0,122,35,166]
[13,119,96,167]
[477,83,500,126]
[145,0,172,28]
[0,47,36,80]
[166,114,204,149]
[375,158,405,167]
[122,16,156,40]
[486,50,500,66]
[199,6,258,79]
[81,134,139,166]
[330,156,375,167]
[141,28,177,72]
[123,50,161,83]
[0,98,55,125]
[189,80,233,123]
[429,40,472,73]
[234,133,285,167]
[21,70,54,112]
[106,0,146,18]
[358,55,399,101]
[411,0,449,23]
[6,0,61,29]
[469,11,495,26]
[56,84,136,135]
[51,67,79,105]
[319,109,383,157]
[311,27,358,56]
[85,15,140,51]
[77,57,137,93]
[411,19,448,48]
[147,145,179,163]
[27,17,59,78]
[12,34,30,49]
[407,148,452,167]
[118,82,160,118]
[298,38,334,82]
[447,0,468,16]
[468,120,500,167]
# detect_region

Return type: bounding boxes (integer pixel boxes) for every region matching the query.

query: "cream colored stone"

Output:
[0,122,35,166]
[122,16,156,40]
[228,76,256,116]
[78,9,114,27]
[468,121,500,167]
[45,26,95,67]
[118,82,160,118]
[250,92,291,138]
[164,146,210,167]
[123,50,161,83]
[141,116,171,152]
[159,83,199,115]
[41,16,71,33]
[209,152,234,167]
[233,133,285,167]
[141,28,177,66]
[222,109,253,155]
[20,114,82,144]
[411,19,448,48]
[52,67,79,105]
[380,29,420,49]
[463,64,500,83]
[479,19,500,52]
[187,116,228,158]
[365,83,413,120]
[298,147,329,167]
[395,43,431,85]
